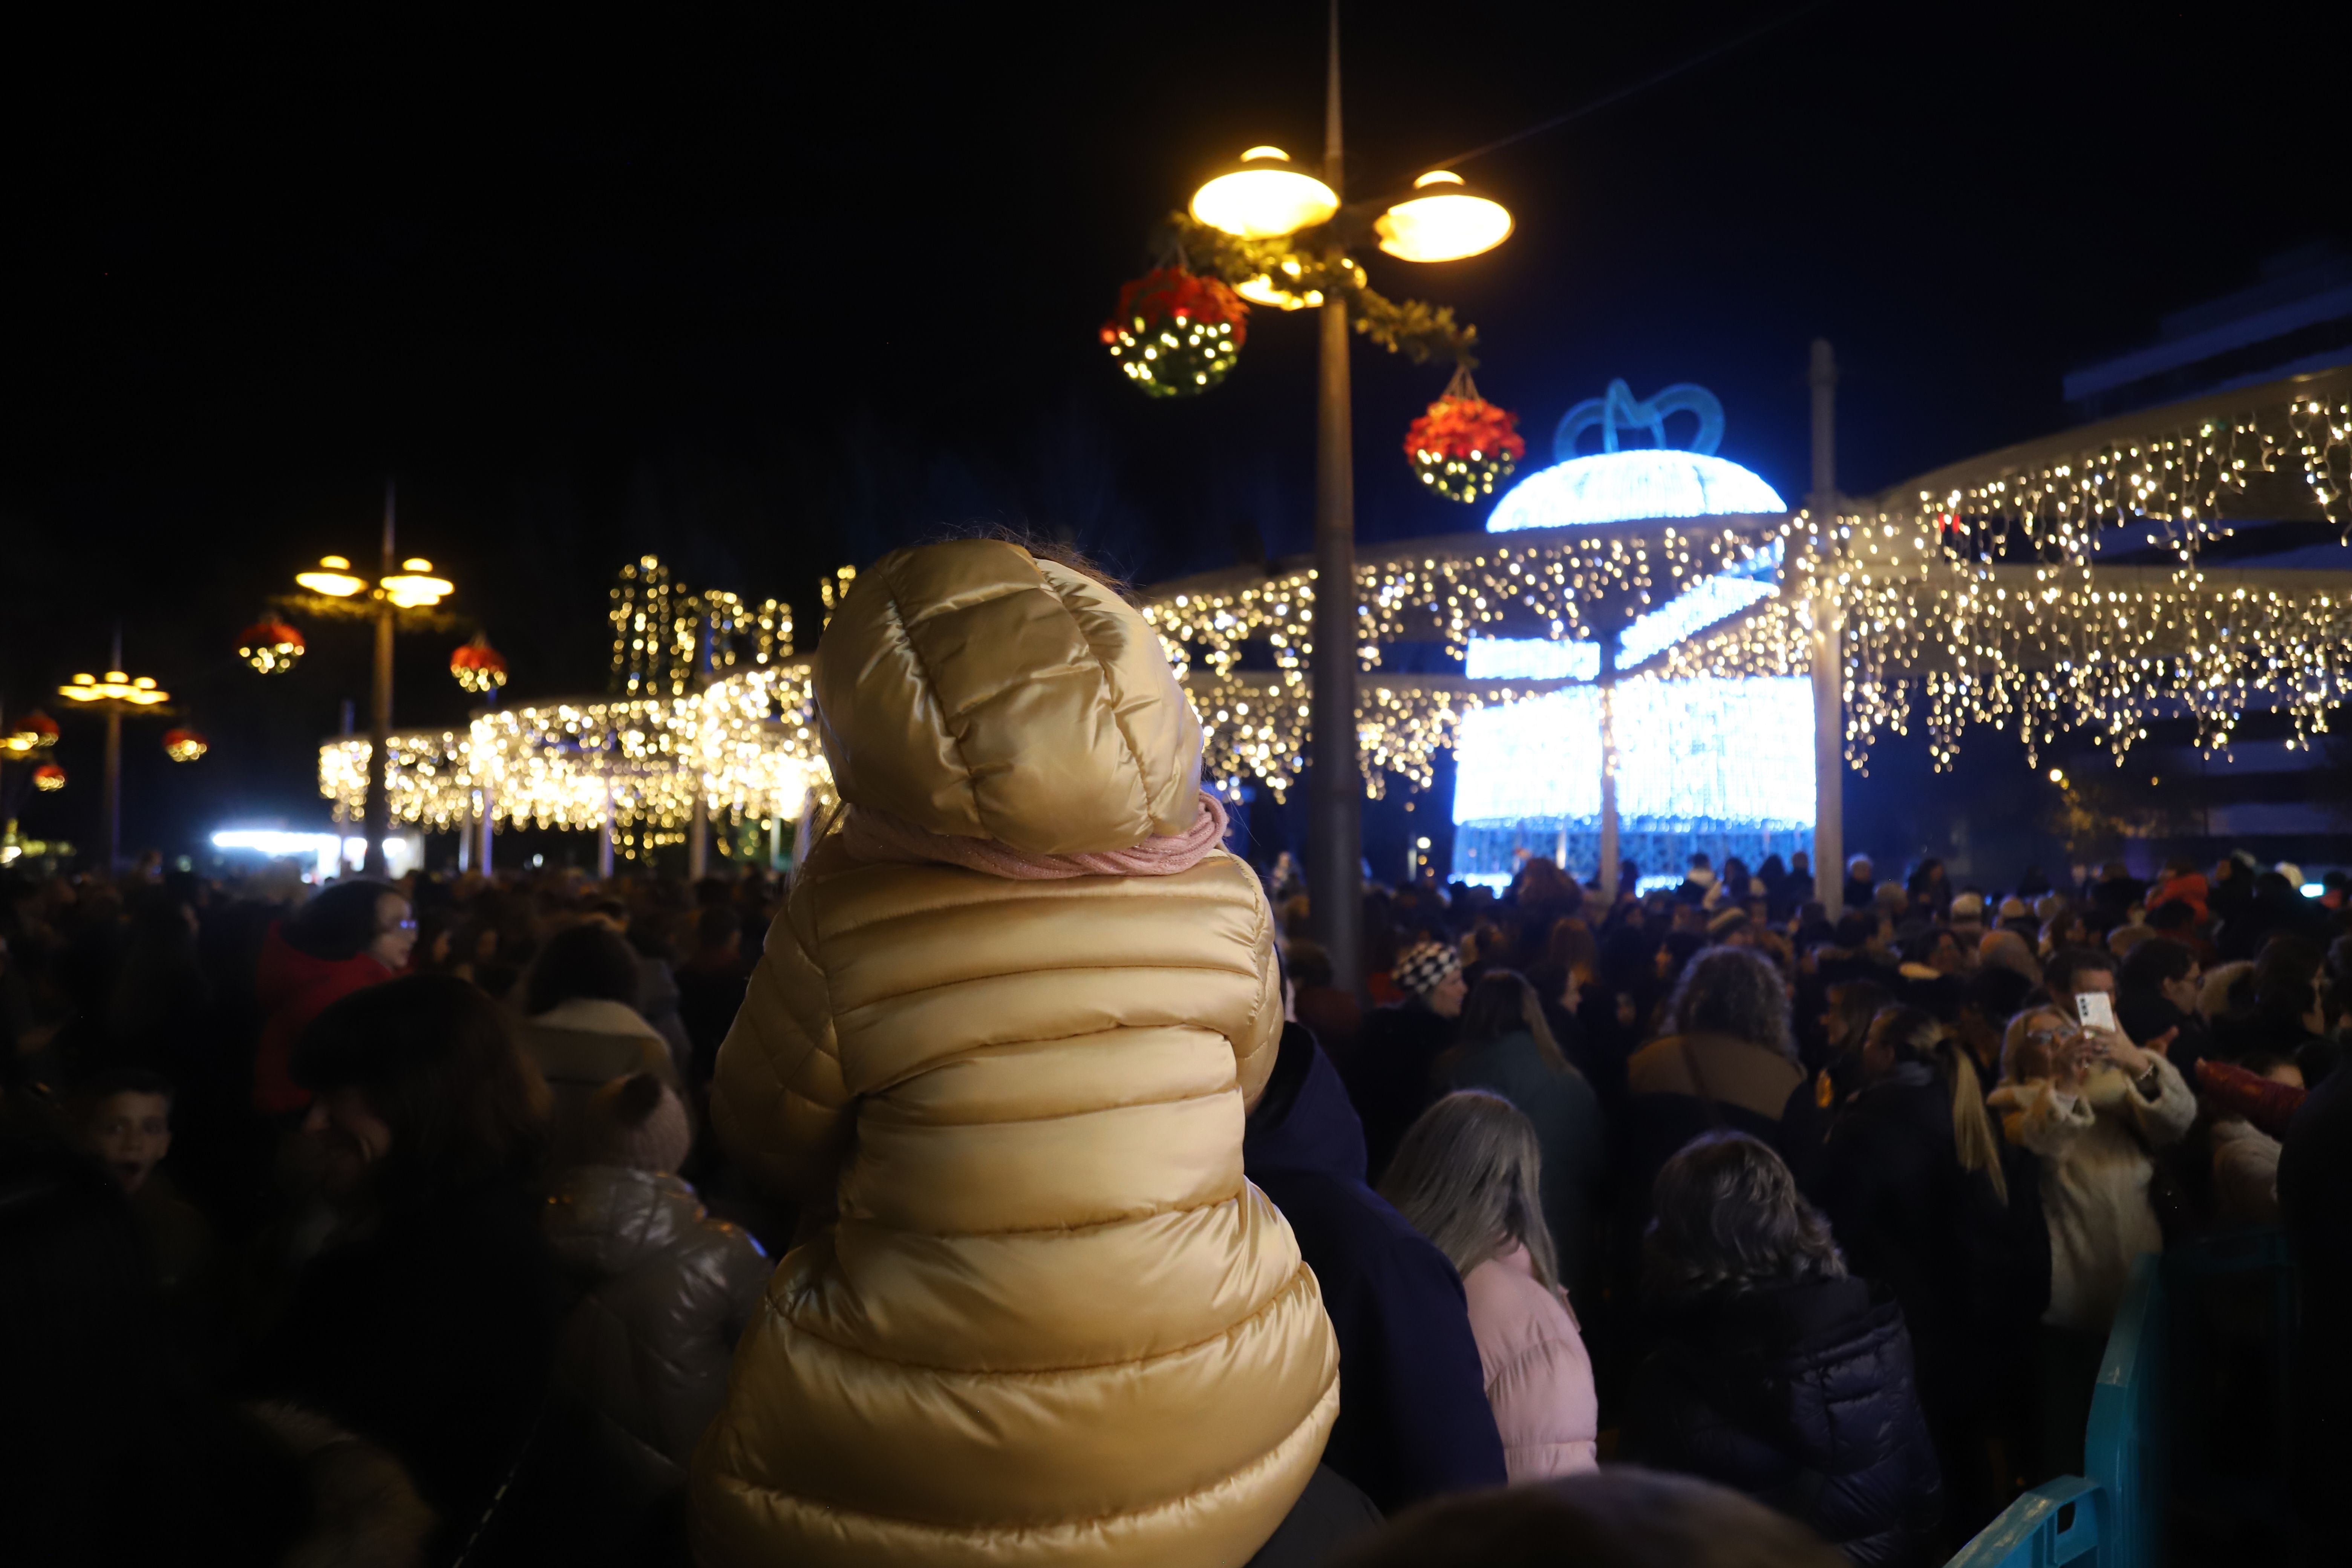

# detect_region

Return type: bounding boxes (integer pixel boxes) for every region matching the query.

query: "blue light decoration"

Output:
[1452,380,1810,887]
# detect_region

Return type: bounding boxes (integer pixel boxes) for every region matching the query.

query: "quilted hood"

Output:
[814,539,1202,856]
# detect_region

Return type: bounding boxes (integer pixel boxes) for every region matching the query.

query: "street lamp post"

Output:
[54,632,173,873]
[1179,2,1513,991]
[1308,4,1363,993]
[288,482,453,877]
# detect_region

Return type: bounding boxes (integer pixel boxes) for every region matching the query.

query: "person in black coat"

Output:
[251,975,565,1554]
[2279,1050,2352,1540]
[1624,1132,1943,1567]
[1805,1008,2047,1539]
[2116,937,2211,1085]
[1245,1019,1508,1515]
[1339,940,1466,1185]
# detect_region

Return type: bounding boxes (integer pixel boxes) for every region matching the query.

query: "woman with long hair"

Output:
[1436,972,1606,1316]
[1990,1002,2192,1478]
[1625,1133,1943,1564]
[1810,1007,2046,1537]
[1381,1092,1597,1482]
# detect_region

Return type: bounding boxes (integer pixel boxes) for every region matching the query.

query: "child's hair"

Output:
[70,1067,175,1117]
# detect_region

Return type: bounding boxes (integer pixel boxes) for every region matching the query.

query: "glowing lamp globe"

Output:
[1374,172,1513,263]
[1101,268,1248,399]
[238,620,306,675]
[33,763,66,792]
[1190,147,1339,239]
[163,728,209,763]
[382,558,453,609]
[451,632,509,695]
[296,555,368,596]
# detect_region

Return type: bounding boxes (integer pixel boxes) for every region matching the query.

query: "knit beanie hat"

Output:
[1392,940,1462,1000]
[586,1073,692,1174]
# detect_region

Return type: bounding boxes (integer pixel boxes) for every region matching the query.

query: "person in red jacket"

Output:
[253,879,415,1115]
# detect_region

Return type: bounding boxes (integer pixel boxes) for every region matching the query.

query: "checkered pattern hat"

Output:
[1392,940,1462,1000]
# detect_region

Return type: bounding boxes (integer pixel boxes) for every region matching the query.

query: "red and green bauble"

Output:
[1100,268,1248,399]
[238,620,306,675]
[451,631,509,695]
[1404,377,1526,503]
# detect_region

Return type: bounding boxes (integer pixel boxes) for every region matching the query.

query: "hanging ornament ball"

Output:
[33,763,66,792]
[162,728,209,763]
[239,620,306,674]
[1404,383,1527,503]
[1100,268,1248,399]
[4,709,59,756]
[451,632,509,695]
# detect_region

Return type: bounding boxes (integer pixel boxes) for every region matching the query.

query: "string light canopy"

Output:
[34,764,65,792]
[317,664,828,851]
[162,728,209,763]
[1658,364,2352,772]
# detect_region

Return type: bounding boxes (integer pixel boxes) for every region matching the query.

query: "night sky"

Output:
[4,3,2342,867]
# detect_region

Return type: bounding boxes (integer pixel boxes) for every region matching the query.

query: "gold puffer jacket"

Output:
[691,540,1339,1568]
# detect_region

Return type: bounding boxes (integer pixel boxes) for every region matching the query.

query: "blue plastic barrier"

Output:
[1946,1231,2293,1568]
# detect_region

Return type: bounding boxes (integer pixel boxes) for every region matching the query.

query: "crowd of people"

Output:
[2,534,2346,1568]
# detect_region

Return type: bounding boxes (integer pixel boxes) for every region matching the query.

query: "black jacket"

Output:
[1625,1276,1944,1567]
[253,1169,559,1539]
[2281,1066,2352,1521]
[1807,1067,2047,1427]
[1335,999,1455,1185]
[1245,1023,1508,1514]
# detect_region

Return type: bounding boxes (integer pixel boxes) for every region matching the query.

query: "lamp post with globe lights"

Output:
[279,483,455,877]
[52,633,177,874]
[1147,2,1514,989]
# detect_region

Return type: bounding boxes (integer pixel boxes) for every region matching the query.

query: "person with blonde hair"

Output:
[1381,1092,1598,1482]
[691,539,1337,1568]
[1436,972,1605,1313]
[1990,1002,2193,1476]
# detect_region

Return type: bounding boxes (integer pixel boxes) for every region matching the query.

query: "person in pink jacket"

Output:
[1381,1090,1600,1481]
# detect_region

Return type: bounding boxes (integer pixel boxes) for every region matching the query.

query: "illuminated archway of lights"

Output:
[1150,381,2352,789]
[325,384,2352,845]
[318,664,832,852]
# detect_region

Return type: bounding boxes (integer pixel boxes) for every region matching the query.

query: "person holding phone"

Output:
[1989,992,2195,1477]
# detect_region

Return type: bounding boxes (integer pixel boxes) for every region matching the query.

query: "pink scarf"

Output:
[839,790,1230,880]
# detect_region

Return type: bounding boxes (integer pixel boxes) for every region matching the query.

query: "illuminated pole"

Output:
[364,482,396,878]
[687,618,712,879]
[1308,0,1364,994]
[1808,339,1844,917]
[1597,644,1619,903]
[101,710,122,873]
[477,782,495,875]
